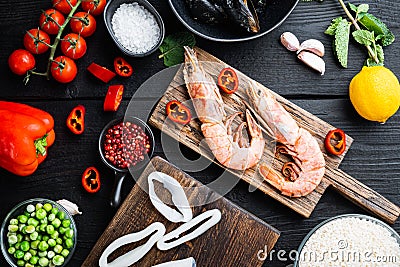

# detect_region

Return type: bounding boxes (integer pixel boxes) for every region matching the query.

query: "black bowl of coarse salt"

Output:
[104,0,165,57]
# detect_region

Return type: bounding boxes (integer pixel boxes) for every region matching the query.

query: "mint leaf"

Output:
[349,3,357,12]
[359,13,395,46]
[375,44,384,63]
[335,19,351,68]
[325,17,343,36]
[357,4,369,13]
[159,32,196,67]
[352,30,374,46]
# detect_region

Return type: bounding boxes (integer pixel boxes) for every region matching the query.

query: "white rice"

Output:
[299,217,400,267]
[111,3,160,54]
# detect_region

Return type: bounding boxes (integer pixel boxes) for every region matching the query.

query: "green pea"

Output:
[42,235,49,242]
[46,225,55,235]
[8,224,19,232]
[8,235,18,245]
[52,255,64,266]
[15,250,24,259]
[29,255,39,265]
[39,224,47,232]
[61,219,70,228]
[56,212,65,220]
[58,227,66,235]
[64,238,73,249]
[65,229,74,239]
[23,251,32,261]
[53,245,62,254]
[10,218,19,225]
[38,257,49,267]
[24,236,31,241]
[29,248,37,256]
[43,203,53,212]
[8,246,16,254]
[16,259,25,266]
[30,231,39,241]
[48,238,56,247]
[18,215,28,224]
[36,209,47,220]
[25,225,35,234]
[47,250,55,259]
[35,203,43,210]
[56,238,63,245]
[20,241,30,252]
[17,234,23,242]
[25,263,34,267]
[27,218,39,227]
[51,218,61,228]
[51,208,58,215]
[48,213,56,222]
[15,242,21,250]
[37,234,43,241]
[50,231,59,239]
[31,240,39,249]
[30,212,36,218]
[24,211,30,217]
[40,217,48,225]
[21,226,27,235]
[19,224,26,232]
[38,251,47,257]
[61,248,70,258]
[38,241,49,251]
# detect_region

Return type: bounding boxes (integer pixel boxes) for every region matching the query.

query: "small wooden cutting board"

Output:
[148,47,400,224]
[83,156,280,267]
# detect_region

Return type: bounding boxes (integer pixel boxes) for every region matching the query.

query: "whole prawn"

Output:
[183,47,265,170]
[247,81,325,197]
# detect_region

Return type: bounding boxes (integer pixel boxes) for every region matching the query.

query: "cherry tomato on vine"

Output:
[39,9,65,35]
[8,49,36,76]
[52,0,78,14]
[61,33,87,59]
[23,29,51,55]
[51,56,77,83]
[82,0,106,16]
[70,12,97,37]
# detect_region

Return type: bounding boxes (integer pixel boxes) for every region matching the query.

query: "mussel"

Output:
[186,0,261,33]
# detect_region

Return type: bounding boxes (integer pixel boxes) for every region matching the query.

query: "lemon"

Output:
[349,66,400,123]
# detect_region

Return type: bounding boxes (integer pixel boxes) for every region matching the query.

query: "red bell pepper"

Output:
[165,100,191,125]
[104,85,124,112]
[325,128,346,156]
[87,62,116,83]
[66,105,85,135]
[114,57,133,77]
[0,101,55,176]
[82,166,100,193]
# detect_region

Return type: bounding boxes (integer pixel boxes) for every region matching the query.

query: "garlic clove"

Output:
[280,32,300,52]
[57,199,82,216]
[297,51,326,75]
[297,39,325,57]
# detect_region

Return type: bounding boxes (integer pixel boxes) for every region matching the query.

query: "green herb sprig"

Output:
[325,1,395,68]
[159,32,196,67]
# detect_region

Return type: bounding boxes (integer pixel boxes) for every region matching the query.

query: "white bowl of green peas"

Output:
[0,198,77,267]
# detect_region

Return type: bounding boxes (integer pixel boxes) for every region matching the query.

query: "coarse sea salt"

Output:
[111,3,160,54]
[298,217,400,267]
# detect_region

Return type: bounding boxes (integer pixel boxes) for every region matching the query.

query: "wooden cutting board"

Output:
[83,156,280,266]
[148,47,400,224]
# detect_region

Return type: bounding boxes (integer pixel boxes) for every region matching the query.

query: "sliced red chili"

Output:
[217,67,239,94]
[104,85,124,112]
[66,105,85,135]
[325,128,346,156]
[166,100,191,125]
[82,166,100,193]
[114,57,133,77]
[87,62,116,83]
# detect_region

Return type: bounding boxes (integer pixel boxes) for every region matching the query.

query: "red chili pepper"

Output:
[114,57,133,77]
[82,166,100,193]
[87,62,116,83]
[325,128,346,156]
[166,100,191,125]
[66,105,85,135]
[217,67,239,94]
[104,85,124,112]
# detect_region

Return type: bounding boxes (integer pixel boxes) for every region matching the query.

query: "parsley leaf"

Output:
[159,32,196,67]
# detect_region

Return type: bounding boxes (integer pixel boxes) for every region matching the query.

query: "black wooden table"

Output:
[0,0,399,266]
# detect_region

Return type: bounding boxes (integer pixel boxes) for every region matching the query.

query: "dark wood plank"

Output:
[82,156,280,266]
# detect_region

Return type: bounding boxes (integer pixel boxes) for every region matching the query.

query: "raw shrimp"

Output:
[183,47,265,170]
[247,81,325,197]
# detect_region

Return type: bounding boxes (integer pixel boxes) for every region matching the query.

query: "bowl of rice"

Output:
[104,0,165,57]
[295,214,400,267]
